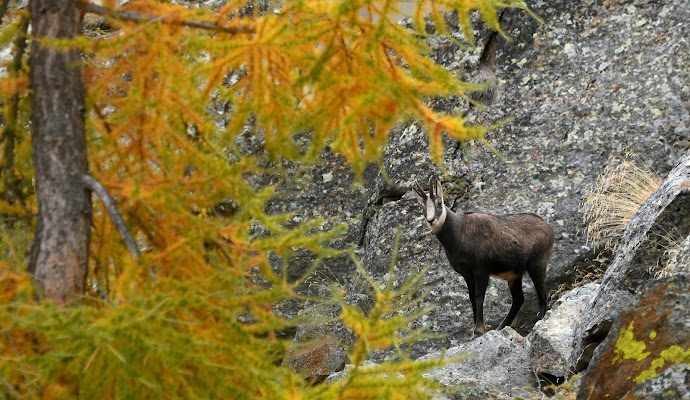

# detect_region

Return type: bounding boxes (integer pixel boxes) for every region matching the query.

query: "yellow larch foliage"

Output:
[0,0,533,398]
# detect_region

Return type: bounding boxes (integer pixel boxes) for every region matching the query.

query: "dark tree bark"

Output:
[28,0,91,305]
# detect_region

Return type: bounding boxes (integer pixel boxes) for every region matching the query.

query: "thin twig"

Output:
[95,279,116,307]
[79,173,141,260]
[78,2,255,34]
[0,374,19,398]
[131,12,173,35]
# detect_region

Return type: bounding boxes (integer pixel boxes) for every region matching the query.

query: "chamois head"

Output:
[412,177,447,233]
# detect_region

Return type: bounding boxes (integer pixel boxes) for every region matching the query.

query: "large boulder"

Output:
[448,0,690,319]
[572,152,690,371]
[419,328,539,399]
[578,274,690,400]
[526,282,600,383]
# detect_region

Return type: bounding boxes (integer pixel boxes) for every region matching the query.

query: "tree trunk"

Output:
[28,0,91,306]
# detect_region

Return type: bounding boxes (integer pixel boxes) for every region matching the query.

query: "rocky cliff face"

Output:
[276,0,689,396]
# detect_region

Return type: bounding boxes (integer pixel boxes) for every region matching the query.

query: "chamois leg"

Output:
[528,262,548,319]
[497,278,524,330]
[472,272,489,338]
[461,272,478,323]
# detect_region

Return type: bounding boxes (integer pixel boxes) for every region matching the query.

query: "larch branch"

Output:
[79,174,141,260]
[78,2,255,34]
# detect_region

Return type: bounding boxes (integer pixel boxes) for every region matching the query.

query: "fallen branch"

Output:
[79,174,141,260]
[78,2,255,34]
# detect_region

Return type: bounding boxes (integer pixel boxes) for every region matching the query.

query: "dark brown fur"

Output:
[414,179,554,337]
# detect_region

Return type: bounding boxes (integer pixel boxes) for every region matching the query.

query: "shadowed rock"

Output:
[526,282,599,383]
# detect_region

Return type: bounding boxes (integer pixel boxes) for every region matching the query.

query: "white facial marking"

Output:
[425,198,435,222]
[430,204,447,233]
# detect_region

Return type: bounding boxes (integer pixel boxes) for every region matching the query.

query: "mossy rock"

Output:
[578,274,690,400]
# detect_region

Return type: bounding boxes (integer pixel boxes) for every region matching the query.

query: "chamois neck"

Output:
[433,208,462,243]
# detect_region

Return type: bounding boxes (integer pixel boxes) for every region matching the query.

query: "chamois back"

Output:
[454,212,554,269]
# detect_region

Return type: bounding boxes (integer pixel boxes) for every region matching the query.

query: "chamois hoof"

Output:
[471,329,485,340]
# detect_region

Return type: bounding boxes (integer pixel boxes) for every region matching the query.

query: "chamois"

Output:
[412,177,554,337]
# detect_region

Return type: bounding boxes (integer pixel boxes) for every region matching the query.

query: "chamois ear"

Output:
[412,183,427,206]
[434,177,444,204]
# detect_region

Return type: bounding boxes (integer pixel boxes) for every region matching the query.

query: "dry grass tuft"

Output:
[653,230,690,278]
[580,157,662,252]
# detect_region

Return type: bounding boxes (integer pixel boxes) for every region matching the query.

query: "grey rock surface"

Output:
[324,360,378,384]
[526,282,600,381]
[621,363,690,400]
[451,0,689,295]
[419,328,539,399]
